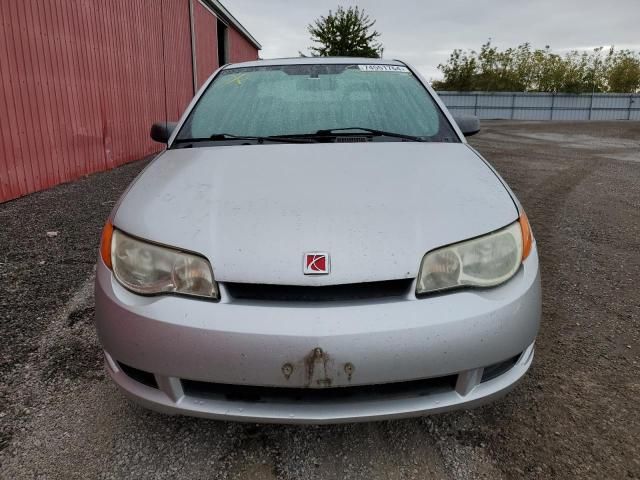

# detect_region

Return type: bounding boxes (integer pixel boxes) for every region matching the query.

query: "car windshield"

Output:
[174,63,459,143]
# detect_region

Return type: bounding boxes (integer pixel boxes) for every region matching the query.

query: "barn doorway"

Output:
[217,18,228,66]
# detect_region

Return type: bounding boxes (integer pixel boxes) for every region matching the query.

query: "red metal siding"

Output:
[0,0,194,202]
[193,1,260,87]
[161,0,195,122]
[228,27,259,63]
[194,1,218,88]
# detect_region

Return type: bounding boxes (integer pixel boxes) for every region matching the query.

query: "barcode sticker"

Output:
[357,65,409,73]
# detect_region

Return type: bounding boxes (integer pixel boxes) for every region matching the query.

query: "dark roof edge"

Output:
[201,0,262,50]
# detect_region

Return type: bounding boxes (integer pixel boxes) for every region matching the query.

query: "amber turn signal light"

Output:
[100,220,114,269]
[519,212,533,261]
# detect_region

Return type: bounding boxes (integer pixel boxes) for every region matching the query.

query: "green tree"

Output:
[306,6,382,58]
[433,49,476,90]
[433,41,640,93]
[607,50,640,92]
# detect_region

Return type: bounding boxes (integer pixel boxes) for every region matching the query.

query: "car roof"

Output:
[224,57,408,69]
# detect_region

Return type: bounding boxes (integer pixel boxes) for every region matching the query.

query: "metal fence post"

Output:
[473,93,478,116]
[588,91,594,120]
[629,95,634,121]
[550,93,555,120]
[510,93,516,119]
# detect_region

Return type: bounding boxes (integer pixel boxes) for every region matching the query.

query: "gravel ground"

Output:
[1,121,639,479]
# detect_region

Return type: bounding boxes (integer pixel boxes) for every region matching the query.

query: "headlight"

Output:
[416,218,530,295]
[103,226,218,299]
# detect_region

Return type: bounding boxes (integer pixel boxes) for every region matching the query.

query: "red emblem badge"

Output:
[303,252,330,275]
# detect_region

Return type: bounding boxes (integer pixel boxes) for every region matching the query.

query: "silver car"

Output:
[96,57,540,424]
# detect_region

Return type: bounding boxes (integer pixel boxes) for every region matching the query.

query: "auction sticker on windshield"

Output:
[357,65,409,73]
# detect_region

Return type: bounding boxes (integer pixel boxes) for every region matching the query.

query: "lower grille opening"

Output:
[480,354,521,383]
[182,375,458,404]
[224,279,414,302]
[118,362,158,389]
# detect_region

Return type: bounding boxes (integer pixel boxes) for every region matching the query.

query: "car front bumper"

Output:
[95,249,541,424]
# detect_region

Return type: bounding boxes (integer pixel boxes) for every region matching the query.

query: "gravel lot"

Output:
[1,121,639,479]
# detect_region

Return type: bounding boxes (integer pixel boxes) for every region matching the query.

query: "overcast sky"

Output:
[227,0,640,80]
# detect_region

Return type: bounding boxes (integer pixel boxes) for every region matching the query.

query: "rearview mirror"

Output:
[453,116,481,137]
[150,121,178,144]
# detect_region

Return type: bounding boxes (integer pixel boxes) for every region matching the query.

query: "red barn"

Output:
[0,0,261,202]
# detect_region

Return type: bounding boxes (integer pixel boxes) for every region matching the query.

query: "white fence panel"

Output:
[436,92,640,121]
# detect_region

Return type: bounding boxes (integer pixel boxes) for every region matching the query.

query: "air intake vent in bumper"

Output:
[224,279,414,302]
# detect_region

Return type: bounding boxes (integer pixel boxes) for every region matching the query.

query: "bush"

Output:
[433,42,640,93]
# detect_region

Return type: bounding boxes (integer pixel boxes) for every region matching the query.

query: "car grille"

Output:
[223,279,414,302]
[182,375,458,403]
[117,353,522,403]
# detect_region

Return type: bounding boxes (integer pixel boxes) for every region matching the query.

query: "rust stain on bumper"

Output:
[304,347,333,387]
[282,348,355,387]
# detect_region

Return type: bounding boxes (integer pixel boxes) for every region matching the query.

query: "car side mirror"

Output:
[150,121,178,144]
[453,116,481,137]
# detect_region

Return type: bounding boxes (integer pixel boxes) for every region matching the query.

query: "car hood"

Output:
[114,142,517,285]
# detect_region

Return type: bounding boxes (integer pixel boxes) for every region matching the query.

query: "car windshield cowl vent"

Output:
[223,279,414,303]
[336,136,369,143]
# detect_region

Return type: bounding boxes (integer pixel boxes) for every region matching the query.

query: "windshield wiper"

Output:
[208,133,315,143]
[173,128,425,147]
[314,127,425,142]
[173,133,315,146]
